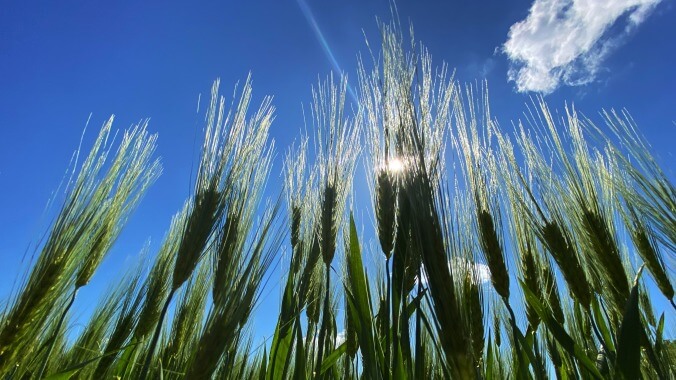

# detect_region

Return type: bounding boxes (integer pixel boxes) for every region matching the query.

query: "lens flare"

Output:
[387,157,405,173]
[296,0,358,102]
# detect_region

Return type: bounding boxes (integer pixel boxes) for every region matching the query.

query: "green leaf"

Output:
[347,214,370,318]
[44,342,138,380]
[522,327,547,380]
[615,266,644,380]
[405,288,427,319]
[293,318,306,380]
[591,296,616,353]
[392,339,407,380]
[115,339,138,379]
[345,292,359,358]
[43,369,80,380]
[343,213,383,378]
[656,312,665,340]
[267,274,296,380]
[414,294,451,376]
[320,342,347,374]
[259,346,267,380]
[485,335,494,380]
[114,339,138,377]
[520,280,603,379]
[507,307,539,378]
[654,312,665,356]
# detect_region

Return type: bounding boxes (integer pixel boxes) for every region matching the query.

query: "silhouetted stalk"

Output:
[414,271,424,379]
[36,288,78,379]
[392,281,401,379]
[314,266,331,379]
[141,288,175,378]
[385,256,392,377]
[504,301,526,377]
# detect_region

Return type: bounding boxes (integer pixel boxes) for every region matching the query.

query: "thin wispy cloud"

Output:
[503,0,662,94]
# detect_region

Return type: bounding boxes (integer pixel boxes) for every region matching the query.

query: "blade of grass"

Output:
[521,280,603,379]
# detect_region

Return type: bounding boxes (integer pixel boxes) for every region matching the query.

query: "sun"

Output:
[387,157,405,173]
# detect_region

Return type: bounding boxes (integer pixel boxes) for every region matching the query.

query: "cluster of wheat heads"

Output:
[1,21,674,379]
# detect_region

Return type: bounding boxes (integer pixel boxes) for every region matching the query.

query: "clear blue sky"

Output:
[1,0,674,343]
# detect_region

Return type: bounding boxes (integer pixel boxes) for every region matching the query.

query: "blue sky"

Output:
[1,0,674,344]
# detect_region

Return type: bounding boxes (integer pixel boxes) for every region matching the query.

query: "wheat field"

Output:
[0,20,674,380]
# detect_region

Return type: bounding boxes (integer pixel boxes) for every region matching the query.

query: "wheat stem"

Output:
[36,288,78,379]
[140,287,175,378]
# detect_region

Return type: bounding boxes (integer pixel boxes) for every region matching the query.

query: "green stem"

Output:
[414,274,424,379]
[140,288,175,379]
[314,265,331,378]
[589,316,614,365]
[392,292,401,380]
[385,256,392,378]
[504,300,527,378]
[37,287,78,379]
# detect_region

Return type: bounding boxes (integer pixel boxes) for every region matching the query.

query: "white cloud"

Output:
[449,257,492,285]
[336,330,347,347]
[418,257,492,287]
[503,0,662,93]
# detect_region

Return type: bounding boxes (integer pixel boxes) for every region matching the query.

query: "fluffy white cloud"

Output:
[503,0,662,93]
[449,257,492,285]
[418,257,492,287]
